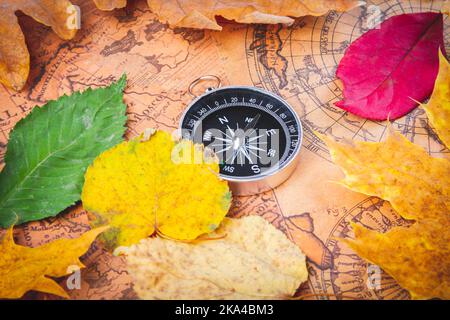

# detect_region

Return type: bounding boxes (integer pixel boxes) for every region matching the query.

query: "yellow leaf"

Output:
[320,130,450,222]
[320,130,450,299]
[0,0,79,90]
[422,49,450,149]
[343,221,449,300]
[94,0,358,30]
[125,216,308,299]
[81,130,231,250]
[0,226,108,299]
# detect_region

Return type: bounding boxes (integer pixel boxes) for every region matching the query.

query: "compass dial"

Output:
[180,87,302,180]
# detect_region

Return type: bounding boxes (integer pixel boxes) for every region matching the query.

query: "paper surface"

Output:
[0,0,448,300]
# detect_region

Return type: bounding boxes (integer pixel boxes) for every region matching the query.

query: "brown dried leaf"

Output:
[94,0,358,30]
[92,0,126,11]
[126,216,308,299]
[0,0,79,90]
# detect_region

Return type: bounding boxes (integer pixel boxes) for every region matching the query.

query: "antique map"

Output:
[0,0,448,299]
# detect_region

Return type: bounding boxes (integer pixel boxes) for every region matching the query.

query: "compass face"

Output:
[180,87,302,180]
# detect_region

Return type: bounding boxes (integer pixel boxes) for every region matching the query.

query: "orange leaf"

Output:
[94,0,358,30]
[343,220,449,300]
[92,0,126,11]
[321,130,450,299]
[0,0,79,90]
[0,226,108,299]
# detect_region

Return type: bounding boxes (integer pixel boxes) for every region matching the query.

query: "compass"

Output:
[180,76,303,195]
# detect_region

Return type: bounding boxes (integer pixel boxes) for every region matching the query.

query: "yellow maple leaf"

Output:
[421,49,450,149]
[0,0,79,90]
[345,221,449,300]
[94,0,358,30]
[126,216,308,299]
[81,130,231,250]
[320,130,450,299]
[0,226,108,299]
[321,130,450,222]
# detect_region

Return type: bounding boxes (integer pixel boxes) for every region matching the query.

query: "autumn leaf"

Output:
[0,226,108,299]
[0,0,79,90]
[320,130,450,222]
[335,13,445,120]
[320,130,450,299]
[0,75,127,228]
[93,0,126,11]
[125,216,307,299]
[345,221,449,300]
[81,130,231,250]
[421,49,450,149]
[94,0,358,30]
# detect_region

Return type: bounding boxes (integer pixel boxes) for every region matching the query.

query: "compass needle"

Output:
[248,149,261,159]
[210,143,226,148]
[215,146,232,154]
[241,147,254,164]
[248,145,265,152]
[226,125,235,136]
[248,134,264,142]
[213,137,232,143]
[238,150,244,165]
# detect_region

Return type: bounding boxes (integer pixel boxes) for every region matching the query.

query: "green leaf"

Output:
[0,75,128,228]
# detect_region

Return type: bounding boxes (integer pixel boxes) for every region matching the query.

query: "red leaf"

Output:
[335,13,445,120]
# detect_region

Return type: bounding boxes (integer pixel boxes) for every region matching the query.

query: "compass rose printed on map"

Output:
[0,0,448,300]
